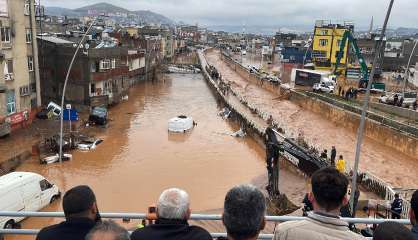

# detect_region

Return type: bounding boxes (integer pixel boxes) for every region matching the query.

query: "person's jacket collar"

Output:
[155,218,189,225]
[61,217,96,227]
[307,211,349,230]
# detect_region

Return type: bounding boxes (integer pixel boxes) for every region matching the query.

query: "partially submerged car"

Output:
[89,107,108,125]
[77,139,103,151]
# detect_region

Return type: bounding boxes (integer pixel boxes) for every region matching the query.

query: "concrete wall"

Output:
[370,102,418,121]
[218,51,418,159]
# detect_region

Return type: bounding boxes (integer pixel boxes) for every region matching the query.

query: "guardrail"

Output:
[304,92,418,138]
[0,211,412,239]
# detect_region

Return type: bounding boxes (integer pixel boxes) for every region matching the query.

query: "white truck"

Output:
[0,172,61,229]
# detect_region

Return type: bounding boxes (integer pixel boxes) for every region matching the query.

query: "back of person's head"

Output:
[311,167,348,211]
[85,220,129,240]
[394,193,399,199]
[157,188,190,220]
[63,185,99,220]
[373,221,415,240]
[410,190,418,224]
[223,184,266,240]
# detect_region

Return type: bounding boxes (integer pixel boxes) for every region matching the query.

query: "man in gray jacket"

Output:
[274,167,365,240]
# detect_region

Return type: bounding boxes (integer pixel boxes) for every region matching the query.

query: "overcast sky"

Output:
[43,0,418,30]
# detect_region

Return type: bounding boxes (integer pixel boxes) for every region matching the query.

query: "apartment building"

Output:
[312,20,353,71]
[0,0,40,126]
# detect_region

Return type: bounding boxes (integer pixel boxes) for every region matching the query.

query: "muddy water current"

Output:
[7,73,307,239]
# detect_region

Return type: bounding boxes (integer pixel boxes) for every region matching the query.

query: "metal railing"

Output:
[0,211,411,239]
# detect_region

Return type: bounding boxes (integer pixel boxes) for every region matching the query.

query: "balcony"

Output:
[0,83,6,93]
[91,66,129,82]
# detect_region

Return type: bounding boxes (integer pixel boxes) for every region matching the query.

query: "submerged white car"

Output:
[77,139,103,151]
[168,115,194,133]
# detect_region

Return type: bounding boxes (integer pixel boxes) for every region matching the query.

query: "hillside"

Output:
[45,2,174,25]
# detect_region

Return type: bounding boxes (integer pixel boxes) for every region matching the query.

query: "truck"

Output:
[292,69,335,87]
[0,172,61,229]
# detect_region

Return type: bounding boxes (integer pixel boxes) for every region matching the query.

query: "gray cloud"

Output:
[42,0,418,30]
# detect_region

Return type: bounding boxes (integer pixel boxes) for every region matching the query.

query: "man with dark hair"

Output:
[86,220,129,240]
[36,185,101,240]
[391,193,403,219]
[222,184,266,240]
[274,167,365,240]
[373,221,415,240]
[410,190,418,240]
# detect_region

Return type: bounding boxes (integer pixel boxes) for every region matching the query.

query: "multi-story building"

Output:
[312,20,353,71]
[38,36,143,108]
[0,0,40,126]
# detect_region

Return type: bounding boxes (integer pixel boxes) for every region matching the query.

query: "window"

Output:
[24,1,30,16]
[27,56,34,71]
[100,59,111,70]
[91,83,96,94]
[39,179,53,191]
[320,30,328,35]
[1,27,11,43]
[30,83,37,93]
[25,29,32,43]
[4,60,14,81]
[111,58,116,69]
[319,39,328,47]
[20,85,30,96]
[6,90,16,115]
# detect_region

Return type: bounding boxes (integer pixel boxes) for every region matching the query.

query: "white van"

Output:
[0,172,61,229]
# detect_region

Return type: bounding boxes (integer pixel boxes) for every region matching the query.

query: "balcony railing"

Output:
[0,211,411,239]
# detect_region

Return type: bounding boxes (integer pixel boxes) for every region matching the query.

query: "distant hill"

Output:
[45,2,174,25]
[74,2,130,15]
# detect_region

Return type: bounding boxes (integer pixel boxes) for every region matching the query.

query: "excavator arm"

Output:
[334,30,370,87]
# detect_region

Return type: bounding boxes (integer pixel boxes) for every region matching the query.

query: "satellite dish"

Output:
[85,43,90,49]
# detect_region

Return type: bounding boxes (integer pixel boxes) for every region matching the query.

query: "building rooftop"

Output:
[37,36,74,44]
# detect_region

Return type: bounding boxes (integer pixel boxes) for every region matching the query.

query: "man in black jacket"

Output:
[36,185,101,240]
[130,188,212,240]
[391,193,403,219]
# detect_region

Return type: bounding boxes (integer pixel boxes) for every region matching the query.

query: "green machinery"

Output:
[334,30,385,90]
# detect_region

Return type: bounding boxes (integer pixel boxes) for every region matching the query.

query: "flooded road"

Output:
[206,50,418,189]
[8,73,307,239]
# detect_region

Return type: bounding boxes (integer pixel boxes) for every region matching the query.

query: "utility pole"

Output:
[349,0,394,214]
[403,40,418,93]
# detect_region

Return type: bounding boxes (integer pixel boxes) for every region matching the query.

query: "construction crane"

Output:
[334,30,370,88]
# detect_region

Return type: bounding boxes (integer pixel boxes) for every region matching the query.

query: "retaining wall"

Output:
[219,51,418,159]
[370,102,418,121]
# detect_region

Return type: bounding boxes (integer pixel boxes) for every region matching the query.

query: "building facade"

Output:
[312,20,353,71]
[0,0,40,126]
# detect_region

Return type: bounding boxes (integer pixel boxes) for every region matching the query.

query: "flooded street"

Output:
[206,50,418,189]
[8,73,307,239]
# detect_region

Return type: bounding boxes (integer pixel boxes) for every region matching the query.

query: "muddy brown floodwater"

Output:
[8,73,307,239]
[206,50,418,189]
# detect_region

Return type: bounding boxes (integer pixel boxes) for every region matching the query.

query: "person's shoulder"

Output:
[345,230,367,240]
[276,220,311,233]
[130,226,154,239]
[36,224,62,239]
[188,225,212,239]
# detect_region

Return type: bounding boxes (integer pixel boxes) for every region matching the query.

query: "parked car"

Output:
[0,172,60,229]
[401,92,417,108]
[77,138,103,151]
[89,107,108,125]
[378,92,396,104]
[313,82,334,93]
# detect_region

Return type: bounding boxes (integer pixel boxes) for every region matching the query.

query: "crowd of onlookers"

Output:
[26,167,418,240]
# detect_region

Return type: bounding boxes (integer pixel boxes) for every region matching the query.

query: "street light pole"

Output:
[59,16,100,162]
[403,39,418,93]
[349,0,394,213]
